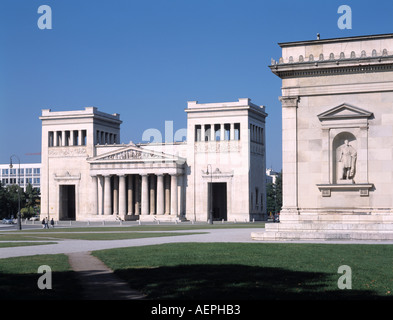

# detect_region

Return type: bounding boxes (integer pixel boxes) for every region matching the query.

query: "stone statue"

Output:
[339,140,357,180]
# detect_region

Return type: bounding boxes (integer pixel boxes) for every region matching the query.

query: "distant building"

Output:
[0,163,41,191]
[266,168,279,185]
[39,99,268,222]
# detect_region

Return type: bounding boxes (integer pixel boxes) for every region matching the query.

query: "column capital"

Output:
[279,96,300,108]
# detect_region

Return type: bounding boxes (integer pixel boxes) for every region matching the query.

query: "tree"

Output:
[23,183,40,218]
[4,184,25,218]
[0,183,7,219]
[266,171,282,215]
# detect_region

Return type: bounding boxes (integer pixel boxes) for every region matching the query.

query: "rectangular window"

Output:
[48,131,54,147]
[224,124,230,140]
[2,169,8,175]
[214,124,221,141]
[234,123,240,140]
[195,125,201,142]
[204,125,211,141]
[33,168,40,175]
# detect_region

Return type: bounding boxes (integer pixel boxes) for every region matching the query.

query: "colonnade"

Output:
[195,123,240,142]
[48,130,87,147]
[91,173,179,217]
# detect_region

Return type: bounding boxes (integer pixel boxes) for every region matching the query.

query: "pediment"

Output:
[88,144,184,163]
[317,104,373,121]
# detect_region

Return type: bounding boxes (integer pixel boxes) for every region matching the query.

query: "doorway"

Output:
[59,185,76,220]
[209,182,227,221]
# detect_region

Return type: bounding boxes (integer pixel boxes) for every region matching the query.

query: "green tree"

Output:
[4,184,26,218]
[23,183,40,218]
[0,183,7,219]
[266,171,283,215]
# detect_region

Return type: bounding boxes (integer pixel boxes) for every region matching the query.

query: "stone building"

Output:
[40,98,267,222]
[253,33,393,240]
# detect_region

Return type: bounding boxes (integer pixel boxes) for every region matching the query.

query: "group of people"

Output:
[41,217,55,229]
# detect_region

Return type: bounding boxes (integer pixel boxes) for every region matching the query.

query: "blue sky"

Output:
[1,0,393,170]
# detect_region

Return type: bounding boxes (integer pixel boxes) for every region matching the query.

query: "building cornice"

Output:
[270,56,393,79]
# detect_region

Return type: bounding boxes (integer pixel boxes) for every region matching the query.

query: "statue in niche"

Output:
[338,139,357,180]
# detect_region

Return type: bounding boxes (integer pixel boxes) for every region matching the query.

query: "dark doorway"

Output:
[209,182,227,221]
[59,185,76,220]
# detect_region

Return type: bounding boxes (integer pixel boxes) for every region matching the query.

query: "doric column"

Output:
[141,174,149,215]
[91,175,98,215]
[201,125,205,142]
[211,124,215,141]
[164,174,171,214]
[156,174,164,215]
[230,123,235,140]
[78,130,82,146]
[220,123,225,141]
[119,175,126,216]
[127,175,134,215]
[170,174,178,216]
[135,175,140,215]
[113,175,119,215]
[103,175,112,215]
[71,131,75,146]
[98,175,104,215]
[149,175,156,214]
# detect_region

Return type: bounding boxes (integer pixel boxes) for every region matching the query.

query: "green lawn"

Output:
[0,242,56,248]
[0,254,83,300]
[93,242,393,300]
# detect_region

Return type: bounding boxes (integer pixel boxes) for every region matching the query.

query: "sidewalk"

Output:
[67,251,146,300]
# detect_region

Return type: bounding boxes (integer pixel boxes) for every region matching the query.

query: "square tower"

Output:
[185,98,268,221]
[40,107,122,220]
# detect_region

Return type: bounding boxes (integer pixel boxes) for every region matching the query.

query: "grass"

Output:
[93,242,393,300]
[0,254,83,300]
[0,242,56,248]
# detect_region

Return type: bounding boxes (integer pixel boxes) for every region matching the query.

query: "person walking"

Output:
[42,218,46,229]
[50,218,54,228]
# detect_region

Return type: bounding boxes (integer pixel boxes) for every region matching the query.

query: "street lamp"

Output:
[9,154,22,230]
[206,164,213,224]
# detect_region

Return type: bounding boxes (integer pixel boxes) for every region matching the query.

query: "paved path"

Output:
[0,228,259,259]
[67,251,146,300]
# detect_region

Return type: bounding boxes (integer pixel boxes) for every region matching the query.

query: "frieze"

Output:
[194,141,241,153]
[49,147,87,157]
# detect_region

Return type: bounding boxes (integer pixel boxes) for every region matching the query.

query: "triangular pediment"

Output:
[88,144,184,163]
[318,103,373,121]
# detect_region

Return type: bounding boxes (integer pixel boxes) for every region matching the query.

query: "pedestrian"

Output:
[45,217,49,229]
[42,218,46,229]
[50,218,54,228]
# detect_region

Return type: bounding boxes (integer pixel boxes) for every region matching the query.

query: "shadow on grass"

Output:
[115,264,383,300]
[0,271,84,300]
